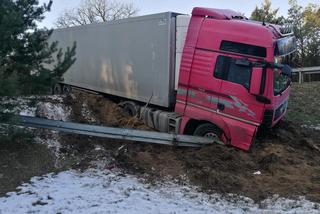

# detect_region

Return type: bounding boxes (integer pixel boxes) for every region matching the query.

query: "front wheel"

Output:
[193,123,222,142]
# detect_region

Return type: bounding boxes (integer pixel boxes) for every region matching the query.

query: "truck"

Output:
[50,7,297,150]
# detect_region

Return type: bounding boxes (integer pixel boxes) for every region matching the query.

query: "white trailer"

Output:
[50,13,190,108]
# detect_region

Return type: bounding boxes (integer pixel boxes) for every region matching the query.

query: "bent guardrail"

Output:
[0,114,214,147]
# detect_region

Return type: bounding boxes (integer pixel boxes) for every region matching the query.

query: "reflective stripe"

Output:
[176,100,259,127]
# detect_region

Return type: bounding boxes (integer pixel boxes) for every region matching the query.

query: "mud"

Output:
[180,123,320,202]
[0,132,56,196]
[65,91,148,129]
[64,88,320,203]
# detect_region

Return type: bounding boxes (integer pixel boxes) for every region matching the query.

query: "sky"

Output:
[39,0,319,28]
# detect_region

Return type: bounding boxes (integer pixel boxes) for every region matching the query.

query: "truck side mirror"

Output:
[250,67,262,95]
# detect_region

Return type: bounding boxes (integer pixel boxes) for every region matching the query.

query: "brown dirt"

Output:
[62,87,320,203]
[179,123,320,202]
[66,90,148,129]
[0,133,56,196]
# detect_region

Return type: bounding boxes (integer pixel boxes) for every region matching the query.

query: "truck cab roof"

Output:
[192,7,245,20]
[192,7,293,41]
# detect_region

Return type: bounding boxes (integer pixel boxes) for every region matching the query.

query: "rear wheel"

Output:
[119,101,140,117]
[52,83,62,95]
[193,123,222,142]
[62,84,72,95]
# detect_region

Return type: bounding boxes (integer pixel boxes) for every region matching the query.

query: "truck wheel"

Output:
[62,84,72,95]
[52,83,62,95]
[119,101,140,117]
[193,123,222,141]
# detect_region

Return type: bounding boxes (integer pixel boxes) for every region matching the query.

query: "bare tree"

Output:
[55,0,138,28]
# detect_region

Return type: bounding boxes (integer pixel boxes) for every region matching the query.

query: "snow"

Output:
[19,107,37,117]
[0,95,69,119]
[81,102,96,122]
[0,168,319,214]
[301,124,320,131]
[311,125,320,131]
[253,171,262,175]
[35,102,71,121]
[0,97,36,116]
[34,133,65,168]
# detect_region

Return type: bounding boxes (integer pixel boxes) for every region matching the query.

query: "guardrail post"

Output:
[293,66,320,84]
[299,71,303,84]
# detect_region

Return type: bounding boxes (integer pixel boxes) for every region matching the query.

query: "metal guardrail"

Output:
[0,114,214,147]
[292,66,320,84]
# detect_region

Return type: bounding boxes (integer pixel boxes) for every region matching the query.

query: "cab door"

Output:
[214,55,265,125]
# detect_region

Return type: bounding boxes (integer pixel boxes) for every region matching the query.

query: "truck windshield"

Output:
[274,36,296,56]
[273,56,290,95]
[273,36,296,95]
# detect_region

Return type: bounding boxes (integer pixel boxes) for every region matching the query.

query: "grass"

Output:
[286,82,320,126]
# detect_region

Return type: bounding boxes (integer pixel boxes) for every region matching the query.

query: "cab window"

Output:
[214,55,252,89]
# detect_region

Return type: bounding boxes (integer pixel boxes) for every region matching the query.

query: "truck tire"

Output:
[52,83,62,95]
[119,101,140,117]
[193,123,222,141]
[62,84,72,95]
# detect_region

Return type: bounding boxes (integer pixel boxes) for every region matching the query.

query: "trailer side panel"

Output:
[50,13,177,108]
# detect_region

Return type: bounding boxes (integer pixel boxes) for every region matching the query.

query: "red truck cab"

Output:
[175,8,296,150]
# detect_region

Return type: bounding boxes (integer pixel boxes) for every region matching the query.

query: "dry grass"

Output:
[286,82,320,126]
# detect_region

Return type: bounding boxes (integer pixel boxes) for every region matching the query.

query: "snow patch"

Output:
[0,95,69,119]
[260,195,320,211]
[81,102,96,122]
[19,108,37,117]
[35,102,71,121]
[0,169,319,214]
[302,124,320,131]
[311,125,320,131]
[0,97,37,116]
[35,133,63,167]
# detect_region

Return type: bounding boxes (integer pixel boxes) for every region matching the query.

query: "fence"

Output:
[292,66,320,84]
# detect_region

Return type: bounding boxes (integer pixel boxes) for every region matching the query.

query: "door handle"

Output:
[218,103,225,111]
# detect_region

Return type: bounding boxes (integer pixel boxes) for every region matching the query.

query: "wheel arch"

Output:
[181,116,231,142]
